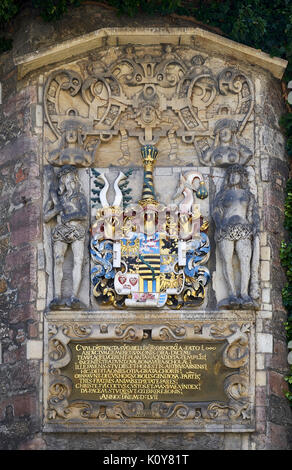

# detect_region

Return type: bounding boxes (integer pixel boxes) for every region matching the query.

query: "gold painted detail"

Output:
[45,321,253,428]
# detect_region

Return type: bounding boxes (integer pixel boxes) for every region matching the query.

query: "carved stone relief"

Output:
[42,42,256,312]
[44,165,88,309]
[43,44,254,167]
[90,145,210,309]
[200,118,252,167]
[43,316,255,432]
[211,164,260,310]
[41,39,259,432]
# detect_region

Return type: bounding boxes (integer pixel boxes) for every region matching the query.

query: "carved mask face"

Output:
[64,172,77,191]
[229,171,241,186]
[219,128,232,143]
[65,128,78,144]
[142,105,156,124]
[94,81,103,95]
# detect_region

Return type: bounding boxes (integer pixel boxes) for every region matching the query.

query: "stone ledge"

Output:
[44,309,257,322]
[14,27,287,80]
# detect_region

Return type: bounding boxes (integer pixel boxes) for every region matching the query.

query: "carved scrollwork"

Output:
[49,375,72,401]
[151,324,187,341]
[48,398,146,421]
[64,323,92,338]
[224,374,249,400]
[106,401,145,420]
[206,400,251,421]
[217,68,254,134]
[48,339,67,362]
[43,46,254,166]
[44,69,83,139]
[48,325,71,367]
[48,374,72,419]
[223,324,250,369]
[48,399,94,420]
[151,402,192,420]
[114,324,144,341]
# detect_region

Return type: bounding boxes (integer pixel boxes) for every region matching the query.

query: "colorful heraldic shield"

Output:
[114,233,183,307]
[90,145,210,309]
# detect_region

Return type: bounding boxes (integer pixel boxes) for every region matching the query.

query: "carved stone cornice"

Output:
[15,28,287,80]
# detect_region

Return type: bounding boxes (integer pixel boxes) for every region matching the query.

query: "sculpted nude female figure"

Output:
[200,118,252,167]
[212,164,259,309]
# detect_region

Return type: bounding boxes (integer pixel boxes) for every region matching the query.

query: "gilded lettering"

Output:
[70,341,220,401]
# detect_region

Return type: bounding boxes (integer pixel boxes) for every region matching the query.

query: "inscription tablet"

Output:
[44,318,255,432]
[65,341,231,403]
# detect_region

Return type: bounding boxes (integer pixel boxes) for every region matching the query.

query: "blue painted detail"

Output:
[90,239,115,285]
[184,232,210,284]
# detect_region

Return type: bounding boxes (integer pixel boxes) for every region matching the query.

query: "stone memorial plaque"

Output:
[44,315,255,432]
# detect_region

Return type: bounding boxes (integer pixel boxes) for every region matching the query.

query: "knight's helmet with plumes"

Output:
[140,145,159,207]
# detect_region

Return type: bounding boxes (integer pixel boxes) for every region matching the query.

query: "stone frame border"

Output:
[43,312,255,433]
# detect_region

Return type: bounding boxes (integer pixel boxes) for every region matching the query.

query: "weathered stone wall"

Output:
[252,76,292,450]
[0,4,291,450]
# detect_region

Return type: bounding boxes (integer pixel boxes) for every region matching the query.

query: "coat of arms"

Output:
[90,145,210,308]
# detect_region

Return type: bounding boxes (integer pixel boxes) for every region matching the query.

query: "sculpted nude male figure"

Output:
[44,165,88,309]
